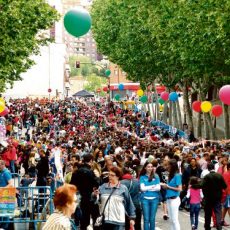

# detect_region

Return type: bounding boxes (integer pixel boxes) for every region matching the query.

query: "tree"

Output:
[92,0,230,138]
[81,65,90,77]
[69,55,95,77]
[0,0,60,91]
[83,74,107,94]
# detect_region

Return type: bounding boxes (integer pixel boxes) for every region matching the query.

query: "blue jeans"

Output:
[10,160,15,174]
[190,203,200,229]
[141,198,159,230]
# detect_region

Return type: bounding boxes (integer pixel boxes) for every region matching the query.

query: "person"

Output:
[42,184,78,230]
[221,162,230,226]
[121,163,141,230]
[139,161,161,230]
[155,158,169,220]
[185,176,203,230]
[18,173,35,206]
[6,143,17,174]
[28,151,37,177]
[202,163,227,230]
[0,160,13,187]
[70,153,100,230]
[161,159,182,230]
[181,158,202,210]
[36,149,49,193]
[36,149,49,183]
[64,162,74,184]
[217,156,228,175]
[94,166,136,230]
[0,160,13,229]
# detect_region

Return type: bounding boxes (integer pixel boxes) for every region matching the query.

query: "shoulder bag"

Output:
[94,187,116,227]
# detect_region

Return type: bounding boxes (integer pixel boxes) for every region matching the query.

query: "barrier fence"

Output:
[0,185,53,230]
[151,120,187,139]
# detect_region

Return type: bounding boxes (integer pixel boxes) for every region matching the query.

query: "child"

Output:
[186,176,203,230]
[17,174,35,206]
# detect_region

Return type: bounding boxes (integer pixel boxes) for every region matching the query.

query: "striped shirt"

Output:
[42,210,71,230]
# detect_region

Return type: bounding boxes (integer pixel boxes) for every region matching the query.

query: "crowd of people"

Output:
[0,97,229,230]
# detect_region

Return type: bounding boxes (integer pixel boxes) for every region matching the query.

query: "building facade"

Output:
[63,0,99,61]
[4,0,66,99]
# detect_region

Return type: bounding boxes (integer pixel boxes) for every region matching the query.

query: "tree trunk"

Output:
[200,92,215,139]
[152,82,160,120]
[150,84,155,118]
[172,102,178,128]
[153,103,157,120]
[163,101,168,123]
[182,84,193,132]
[196,112,202,138]
[168,101,173,125]
[223,104,230,138]
[176,100,183,130]
[147,100,151,117]
[203,113,210,139]
[206,113,216,139]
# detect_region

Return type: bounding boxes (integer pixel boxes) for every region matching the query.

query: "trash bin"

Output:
[14,218,30,230]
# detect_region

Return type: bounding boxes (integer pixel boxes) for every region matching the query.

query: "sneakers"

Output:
[221,220,230,226]
[191,225,196,230]
[163,215,169,220]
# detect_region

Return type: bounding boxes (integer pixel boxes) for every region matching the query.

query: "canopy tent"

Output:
[72,90,94,98]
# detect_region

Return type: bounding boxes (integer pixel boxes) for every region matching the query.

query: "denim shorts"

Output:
[223,195,230,208]
[160,188,167,202]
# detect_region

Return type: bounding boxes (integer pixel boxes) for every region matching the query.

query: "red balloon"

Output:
[160,92,169,101]
[0,107,9,116]
[103,87,108,92]
[211,105,223,117]
[192,101,202,112]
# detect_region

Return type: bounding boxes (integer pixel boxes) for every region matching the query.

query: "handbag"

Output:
[94,187,116,227]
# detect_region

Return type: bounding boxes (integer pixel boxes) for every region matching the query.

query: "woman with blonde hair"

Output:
[92,161,102,178]
[28,151,37,177]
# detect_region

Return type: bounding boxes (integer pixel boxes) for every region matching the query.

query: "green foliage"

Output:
[91,0,230,90]
[69,55,107,77]
[83,74,107,95]
[0,0,60,91]
[81,65,90,77]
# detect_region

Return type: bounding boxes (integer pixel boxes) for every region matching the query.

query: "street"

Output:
[155,205,230,230]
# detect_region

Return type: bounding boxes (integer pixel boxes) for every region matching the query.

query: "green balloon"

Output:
[140,95,148,103]
[158,98,165,105]
[64,7,92,37]
[105,69,111,77]
[114,94,121,101]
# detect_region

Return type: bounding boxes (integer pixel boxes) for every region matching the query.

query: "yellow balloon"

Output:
[159,104,164,112]
[0,101,5,113]
[201,101,212,113]
[126,100,135,105]
[0,98,5,106]
[137,89,144,97]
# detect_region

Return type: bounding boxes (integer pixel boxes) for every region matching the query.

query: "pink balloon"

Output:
[160,92,169,101]
[0,107,9,116]
[219,85,230,105]
[211,105,223,117]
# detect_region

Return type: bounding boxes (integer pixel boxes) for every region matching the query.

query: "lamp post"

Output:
[105,69,111,103]
[48,45,51,101]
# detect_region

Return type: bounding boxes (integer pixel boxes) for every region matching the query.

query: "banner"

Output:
[0,187,16,216]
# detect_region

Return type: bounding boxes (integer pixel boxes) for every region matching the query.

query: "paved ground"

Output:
[155,204,230,230]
